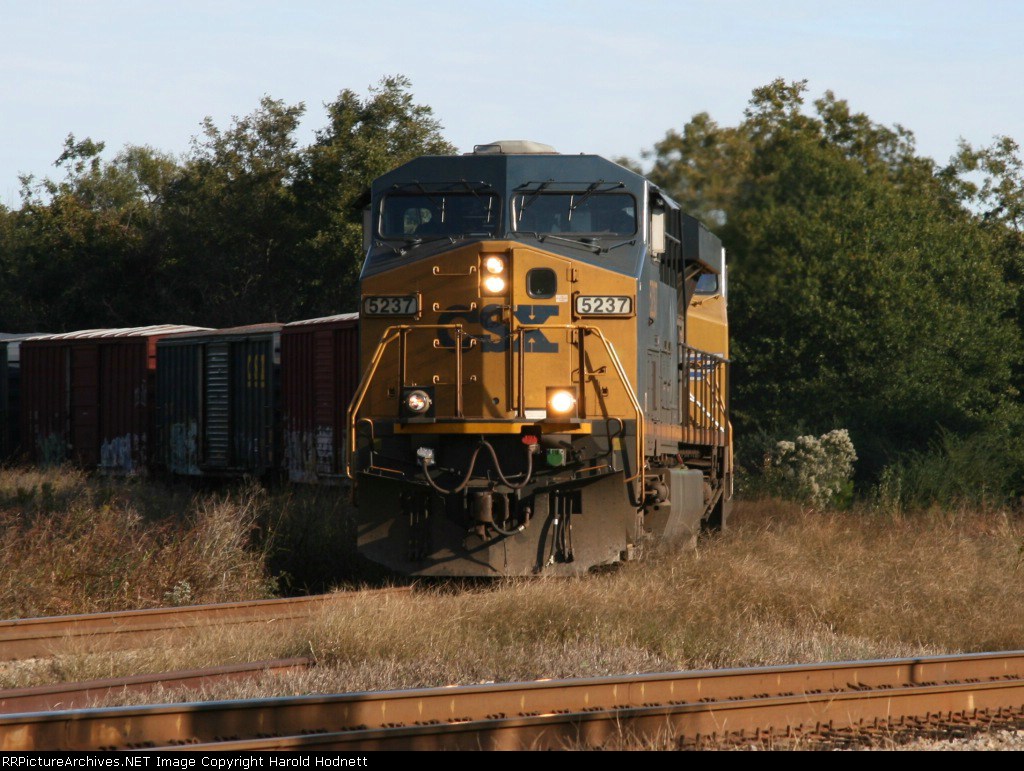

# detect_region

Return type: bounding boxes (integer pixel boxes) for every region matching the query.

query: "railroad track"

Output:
[0,658,311,714]
[0,587,411,661]
[3,651,1024,751]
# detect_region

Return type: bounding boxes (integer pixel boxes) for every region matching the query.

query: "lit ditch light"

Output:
[481,254,507,294]
[483,275,506,293]
[546,386,578,419]
[401,386,435,418]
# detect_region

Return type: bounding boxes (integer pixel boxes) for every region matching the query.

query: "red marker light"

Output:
[521,434,539,445]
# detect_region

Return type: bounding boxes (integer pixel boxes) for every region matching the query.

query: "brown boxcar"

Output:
[280,313,359,483]
[156,324,282,477]
[19,325,207,471]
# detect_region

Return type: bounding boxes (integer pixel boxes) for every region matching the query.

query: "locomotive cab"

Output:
[349,142,730,576]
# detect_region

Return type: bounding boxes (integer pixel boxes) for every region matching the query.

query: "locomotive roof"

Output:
[373,151,647,194]
[366,151,654,278]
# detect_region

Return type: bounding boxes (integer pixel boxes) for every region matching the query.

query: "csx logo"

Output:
[436,305,559,353]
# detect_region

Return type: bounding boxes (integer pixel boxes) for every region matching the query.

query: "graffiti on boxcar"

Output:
[100,434,139,474]
[168,421,200,475]
[286,426,340,483]
[36,432,67,466]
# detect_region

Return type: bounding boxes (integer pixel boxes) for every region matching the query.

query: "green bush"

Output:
[875,429,1020,513]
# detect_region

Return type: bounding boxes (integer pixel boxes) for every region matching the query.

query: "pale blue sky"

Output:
[2,1,1022,206]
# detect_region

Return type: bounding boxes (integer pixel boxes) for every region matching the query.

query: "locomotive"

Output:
[349,141,731,576]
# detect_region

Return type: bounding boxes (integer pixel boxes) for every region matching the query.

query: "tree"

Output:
[155,97,307,327]
[0,76,455,331]
[643,111,750,227]
[154,77,454,326]
[0,136,178,330]
[642,80,1022,477]
[950,136,1024,231]
[295,75,456,315]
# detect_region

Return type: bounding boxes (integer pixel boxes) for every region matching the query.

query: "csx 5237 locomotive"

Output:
[349,141,731,576]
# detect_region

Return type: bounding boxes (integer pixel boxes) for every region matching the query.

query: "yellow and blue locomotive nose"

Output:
[355,239,640,426]
[349,146,731,576]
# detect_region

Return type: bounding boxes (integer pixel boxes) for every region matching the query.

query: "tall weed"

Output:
[875,429,1019,514]
[0,469,274,618]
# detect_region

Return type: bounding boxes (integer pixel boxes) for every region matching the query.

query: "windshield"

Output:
[380,192,499,238]
[695,273,719,294]
[513,191,636,236]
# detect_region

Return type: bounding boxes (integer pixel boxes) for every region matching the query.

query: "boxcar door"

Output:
[204,342,230,469]
[71,344,100,467]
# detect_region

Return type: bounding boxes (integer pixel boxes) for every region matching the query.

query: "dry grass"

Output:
[8,496,1022,705]
[4,474,1024,717]
[0,468,276,618]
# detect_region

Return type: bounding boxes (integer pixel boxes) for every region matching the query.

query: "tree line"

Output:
[0,76,453,332]
[3,76,1023,498]
[638,79,1024,497]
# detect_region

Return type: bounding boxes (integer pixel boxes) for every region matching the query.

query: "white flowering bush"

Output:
[767,429,858,507]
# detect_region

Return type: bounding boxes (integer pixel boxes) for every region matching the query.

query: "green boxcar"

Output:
[156,324,282,477]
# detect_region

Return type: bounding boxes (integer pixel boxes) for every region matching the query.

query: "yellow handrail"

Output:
[345,324,468,479]
[346,322,646,497]
[345,328,400,479]
[510,323,645,494]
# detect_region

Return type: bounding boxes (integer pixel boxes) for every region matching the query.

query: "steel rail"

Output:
[0,658,311,714]
[173,677,1024,751]
[3,650,1024,751]
[0,587,410,661]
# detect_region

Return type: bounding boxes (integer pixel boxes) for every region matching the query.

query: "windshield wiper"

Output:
[537,233,602,254]
[372,238,406,256]
[454,179,498,226]
[569,180,604,213]
[374,234,455,256]
[517,179,554,220]
[597,238,636,254]
[453,179,493,198]
[391,181,445,211]
[447,232,497,240]
[569,180,625,213]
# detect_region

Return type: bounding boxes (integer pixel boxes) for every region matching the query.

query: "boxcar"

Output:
[280,313,360,484]
[18,326,206,471]
[156,324,282,478]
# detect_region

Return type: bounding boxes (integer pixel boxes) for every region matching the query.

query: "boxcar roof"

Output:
[23,324,210,342]
[158,322,283,342]
[283,312,359,328]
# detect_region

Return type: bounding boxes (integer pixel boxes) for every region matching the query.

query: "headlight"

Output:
[483,255,505,274]
[405,389,432,414]
[483,275,506,294]
[547,387,577,416]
